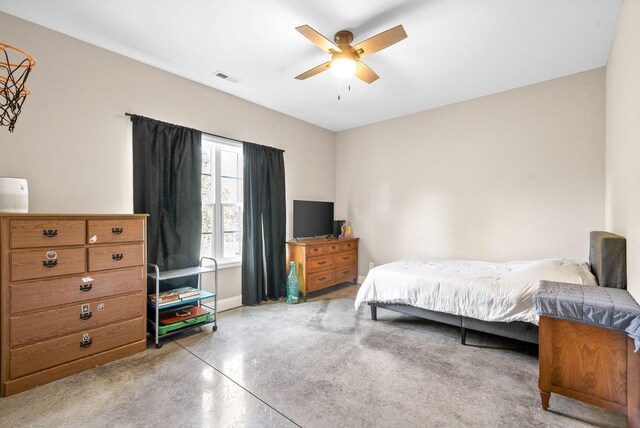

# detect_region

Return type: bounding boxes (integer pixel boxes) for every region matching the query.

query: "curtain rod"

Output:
[124,112,284,153]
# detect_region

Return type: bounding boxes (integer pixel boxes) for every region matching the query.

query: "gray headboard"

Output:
[589,231,627,289]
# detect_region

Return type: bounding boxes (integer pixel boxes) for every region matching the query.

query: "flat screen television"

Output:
[293,200,334,238]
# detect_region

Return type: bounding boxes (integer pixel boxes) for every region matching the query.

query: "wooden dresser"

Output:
[0,214,147,396]
[287,237,358,301]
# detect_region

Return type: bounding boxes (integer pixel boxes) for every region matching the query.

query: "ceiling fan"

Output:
[295,24,408,84]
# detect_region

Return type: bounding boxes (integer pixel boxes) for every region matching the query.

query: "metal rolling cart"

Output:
[147,257,218,348]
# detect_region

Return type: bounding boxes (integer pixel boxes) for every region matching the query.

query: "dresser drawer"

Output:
[307,270,335,291]
[88,243,144,272]
[307,255,334,273]
[341,240,358,252]
[325,242,341,254]
[10,317,143,379]
[87,219,144,244]
[10,248,86,282]
[10,220,85,249]
[306,246,325,257]
[335,265,357,283]
[10,267,145,314]
[10,293,144,347]
[335,251,357,267]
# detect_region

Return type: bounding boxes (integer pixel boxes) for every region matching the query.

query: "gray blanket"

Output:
[534,280,640,350]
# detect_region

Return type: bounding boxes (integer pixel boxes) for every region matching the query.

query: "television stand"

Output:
[287,237,359,301]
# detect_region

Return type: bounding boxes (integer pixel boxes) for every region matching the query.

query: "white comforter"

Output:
[354,258,598,324]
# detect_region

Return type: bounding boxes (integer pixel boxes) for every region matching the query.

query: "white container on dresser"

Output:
[0,214,148,396]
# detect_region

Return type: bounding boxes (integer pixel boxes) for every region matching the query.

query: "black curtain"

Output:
[242,142,286,305]
[131,115,202,279]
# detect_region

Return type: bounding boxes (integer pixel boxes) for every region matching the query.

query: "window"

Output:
[201,135,243,266]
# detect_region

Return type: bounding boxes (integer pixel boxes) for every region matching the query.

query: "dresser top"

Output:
[0,213,148,218]
[287,237,358,246]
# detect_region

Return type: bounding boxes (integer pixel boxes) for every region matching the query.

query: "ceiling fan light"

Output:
[331,58,357,78]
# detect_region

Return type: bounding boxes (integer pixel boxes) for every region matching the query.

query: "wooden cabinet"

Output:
[538,316,640,425]
[287,237,359,300]
[0,214,147,396]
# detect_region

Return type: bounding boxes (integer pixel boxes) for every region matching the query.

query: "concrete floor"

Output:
[0,284,625,427]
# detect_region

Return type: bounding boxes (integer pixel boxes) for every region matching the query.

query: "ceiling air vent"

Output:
[214,70,240,84]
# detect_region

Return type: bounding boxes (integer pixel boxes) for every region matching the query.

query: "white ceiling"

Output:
[0,0,622,131]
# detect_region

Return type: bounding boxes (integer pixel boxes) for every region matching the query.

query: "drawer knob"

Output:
[318,261,326,265]
[79,334,93,348]
[112,253,124,261]
[42,259,58,268]
[79,312,93,320]
[112,227,124,235]
[79,283,93,292]
[319,276,327,281]
[42,229,58,238]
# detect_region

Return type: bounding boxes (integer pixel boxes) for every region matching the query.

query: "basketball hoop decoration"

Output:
[1,43,36,133]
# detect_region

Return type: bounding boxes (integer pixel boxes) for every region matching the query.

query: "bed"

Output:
[355,231,627,345]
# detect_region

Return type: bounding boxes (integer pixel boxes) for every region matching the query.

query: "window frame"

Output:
[201,134,243,269]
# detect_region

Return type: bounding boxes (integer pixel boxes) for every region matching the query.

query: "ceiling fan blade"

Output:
[355,61,379,84]
[296,25,341,53]
[353,25,407,59]
[295,61,331,80]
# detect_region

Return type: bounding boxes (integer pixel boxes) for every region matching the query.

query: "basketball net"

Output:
[1,43,36,133]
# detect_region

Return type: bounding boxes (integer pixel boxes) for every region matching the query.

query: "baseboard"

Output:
[217,282,363,311]
[217,295,242,312]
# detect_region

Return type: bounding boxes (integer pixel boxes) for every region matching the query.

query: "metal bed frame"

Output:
[367,231,626,345]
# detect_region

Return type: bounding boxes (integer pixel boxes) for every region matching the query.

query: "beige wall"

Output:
[606,0,640,299]
[336,69,606,277]
[1,11,616,302]
[0,13,336,303]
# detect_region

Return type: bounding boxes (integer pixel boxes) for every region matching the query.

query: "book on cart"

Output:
[170,286,201,300]
[148,291,180,306]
